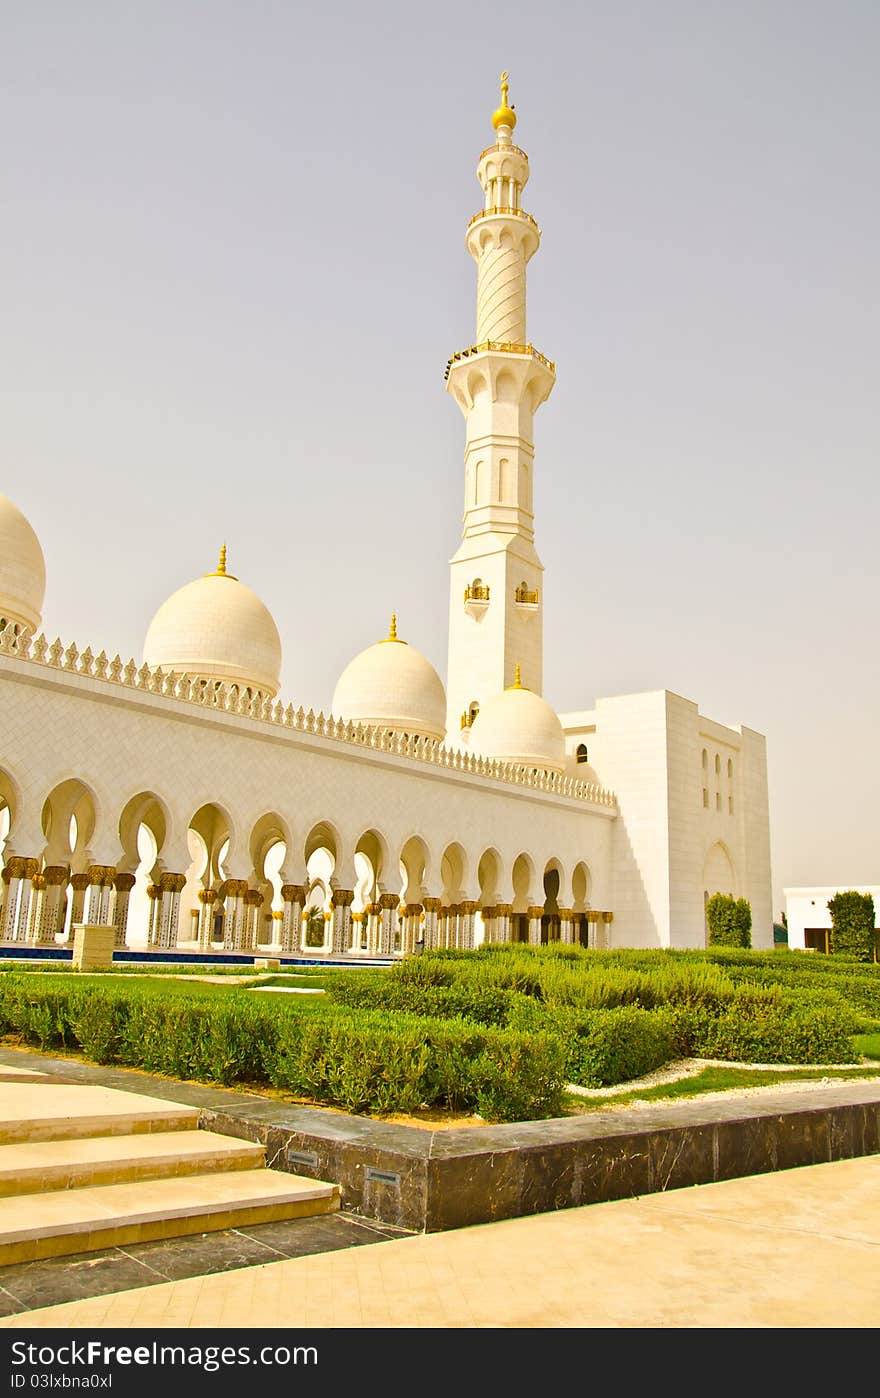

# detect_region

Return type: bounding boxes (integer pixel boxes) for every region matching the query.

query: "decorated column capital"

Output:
[159,872,187,894]
[244,889,265,907]
[87,864,117,886]
[330,888,356,908]
[198,887,218,905]
[71,873,91,893]
[114,872,136,894]
[281,884,306,905]
[422,897,441,913]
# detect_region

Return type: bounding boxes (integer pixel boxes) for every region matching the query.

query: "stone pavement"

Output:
[2,1153,879,1328]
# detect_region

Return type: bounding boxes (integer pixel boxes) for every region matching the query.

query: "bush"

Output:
[828,891,876,962]
[706,894,752,948]
[670,986,854,1064]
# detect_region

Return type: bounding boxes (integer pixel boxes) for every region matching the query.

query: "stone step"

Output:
[0,1129,266,1195]
[0,1083,200,1143]
[0,1168,341,1265]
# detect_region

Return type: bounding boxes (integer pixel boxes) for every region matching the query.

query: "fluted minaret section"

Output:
[476,240,526,342]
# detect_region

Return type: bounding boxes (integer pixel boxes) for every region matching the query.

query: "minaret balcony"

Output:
[444,341,555,384]
[514,584,540,615]
[468,205,540,233]
[464,581,490,618]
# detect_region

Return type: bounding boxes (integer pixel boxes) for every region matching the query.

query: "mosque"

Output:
[0,78,772,959]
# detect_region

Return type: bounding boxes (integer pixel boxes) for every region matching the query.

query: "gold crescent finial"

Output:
[500,71,509,104]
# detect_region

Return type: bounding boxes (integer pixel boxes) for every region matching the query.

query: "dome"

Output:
[468,667,565,774]
[0,494,46,634]
[331,614,446,742]
[143,547,282,698]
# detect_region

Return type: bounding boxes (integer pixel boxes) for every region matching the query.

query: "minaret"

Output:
[445,73,556,740]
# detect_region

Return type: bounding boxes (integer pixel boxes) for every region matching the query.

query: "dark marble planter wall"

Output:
[200,1084,880,1233]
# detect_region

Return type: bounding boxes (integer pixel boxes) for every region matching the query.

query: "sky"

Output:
[1,1,877,916]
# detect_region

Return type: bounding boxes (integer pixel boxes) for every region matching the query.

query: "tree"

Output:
[827,891,876,962]
[706,893,752,948]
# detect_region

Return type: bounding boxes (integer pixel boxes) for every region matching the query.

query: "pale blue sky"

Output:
[2,1,878,913]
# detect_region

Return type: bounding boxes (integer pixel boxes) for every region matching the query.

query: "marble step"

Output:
[0,1083,200,1144]
[0,1129,266,1195]
[0,1168,341,1265]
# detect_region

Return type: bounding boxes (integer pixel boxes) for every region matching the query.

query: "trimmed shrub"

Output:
[706,894,752,948]
[828,891,876,963]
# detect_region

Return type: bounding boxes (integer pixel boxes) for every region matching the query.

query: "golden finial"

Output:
[380,611,405,644]
[506,663,524,690]
[492,70,517,133]
[204,541,238,580]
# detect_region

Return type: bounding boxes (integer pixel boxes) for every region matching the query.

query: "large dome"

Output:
[0,494,46,634]
[332,614,446,742]
[143,547,282,698]
[468,668,565,774]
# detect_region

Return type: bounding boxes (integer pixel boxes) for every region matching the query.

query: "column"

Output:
[436,905,450,950]
[446,904,461,950]
[365,902,382,955]
[34,866,69,945]
[26,874,45,942]
[527,905,544,946]
[86,865,116,926]
[145,884,161,945]
[330,888,355,955]
[111,872,135,948]
[1,861,20,942]
[280,884,305,953]
[422,897,440,950]
[556,907,573,945]
[458,900,478,951]
[601,911,613,950]
[197,888,217,949]
[495,903,512,944]
[399,903,423,955]
[13,859,40,942]
[480,905,497,945]
[157,872,186,950]
[223,880,248,950]
[378,893,399,957]
[69,873,90,934]
[242,889,263,951]
[188,907,200,942]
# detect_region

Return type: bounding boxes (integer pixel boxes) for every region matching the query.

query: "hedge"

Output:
[0,975,564,1123]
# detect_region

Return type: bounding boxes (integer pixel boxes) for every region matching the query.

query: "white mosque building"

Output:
[0,79,773,960]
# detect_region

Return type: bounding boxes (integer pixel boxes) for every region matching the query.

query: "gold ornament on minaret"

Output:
[492,71,517,132]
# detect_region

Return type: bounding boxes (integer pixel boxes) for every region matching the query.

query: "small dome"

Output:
[468,668,565,774]
[332,614,446,742]
[492,70,517,132]
[0,494,46,634]
[144,547,282,698]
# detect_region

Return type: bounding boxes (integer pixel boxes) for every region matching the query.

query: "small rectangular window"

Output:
[702,788,709,808]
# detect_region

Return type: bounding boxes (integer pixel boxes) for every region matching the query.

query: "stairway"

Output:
[0,1080,339,1266]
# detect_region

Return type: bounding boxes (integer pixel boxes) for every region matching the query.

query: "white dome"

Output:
[332,615,446,741]
[143,548,282,698]
[468,671,566,774]
[0,494,46,634]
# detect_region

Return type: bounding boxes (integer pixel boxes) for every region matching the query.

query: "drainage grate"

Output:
[365,1167,401,1186]
[287,1148,320,1169]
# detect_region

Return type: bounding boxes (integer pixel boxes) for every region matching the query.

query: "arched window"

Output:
[701,749,708,769]
[714,754,721,776]
[576,743,589,764]
[727,758,733,779]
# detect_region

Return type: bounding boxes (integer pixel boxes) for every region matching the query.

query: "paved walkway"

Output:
[3,1153,879,1328]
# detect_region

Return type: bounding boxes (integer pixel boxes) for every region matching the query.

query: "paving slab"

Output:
[2,1155,878,1328]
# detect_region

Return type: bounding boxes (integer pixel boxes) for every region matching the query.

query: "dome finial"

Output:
[388,612,399,641]
[506,662,525,690]
[492,70,517,134]
[217,542,227,576]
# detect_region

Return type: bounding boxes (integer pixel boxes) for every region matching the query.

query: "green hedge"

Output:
[0,975,564,1123]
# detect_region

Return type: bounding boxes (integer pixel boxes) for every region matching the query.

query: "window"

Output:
[576,744,589,764]
[703,788,709,808]
[716,792,722,811]
[714,754,721,776]
[701,749,708,769]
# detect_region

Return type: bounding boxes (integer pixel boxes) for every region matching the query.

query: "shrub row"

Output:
[0,975,564,1122]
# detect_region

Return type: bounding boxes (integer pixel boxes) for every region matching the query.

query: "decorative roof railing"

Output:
[478,143,529,162]
[0,623,617,808]
[444,341,555,383]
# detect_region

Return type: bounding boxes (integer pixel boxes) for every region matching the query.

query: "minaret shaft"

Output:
[444,77,555,740]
